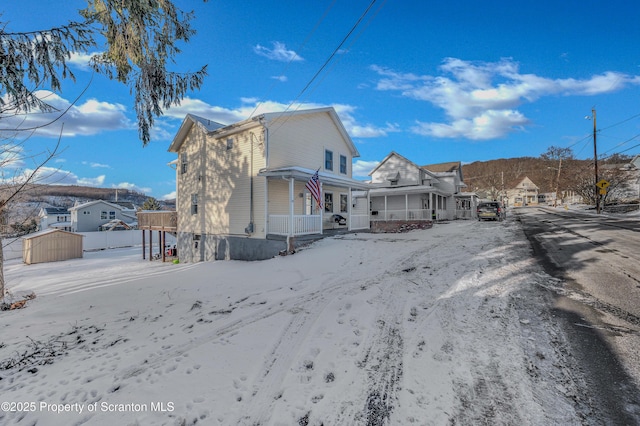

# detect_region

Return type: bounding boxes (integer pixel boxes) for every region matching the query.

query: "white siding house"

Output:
[168,107,370,262]
[69,200,137,232]
[368,152,475,221]
[38,207,71,231]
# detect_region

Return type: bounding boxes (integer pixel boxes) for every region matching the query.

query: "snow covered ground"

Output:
[0,216,620,425]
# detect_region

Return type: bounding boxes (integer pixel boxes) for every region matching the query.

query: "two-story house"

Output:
[506,176,539,206]
[69,200,137,232]
[368,152,475,221]
[38,207,71,231]
[168,107,370,262]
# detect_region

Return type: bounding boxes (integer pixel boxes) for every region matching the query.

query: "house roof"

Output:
[507,176,539,189]
[258,166,370,190]
[42,207,69,215]
[168,113,226,152]
[69,200,127,211]
[423,161,461,174]
[369,151,440,181]
[168,107,360,157]
[22,229,83,240]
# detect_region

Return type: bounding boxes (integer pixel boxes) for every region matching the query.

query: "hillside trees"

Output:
[0,0,208,300]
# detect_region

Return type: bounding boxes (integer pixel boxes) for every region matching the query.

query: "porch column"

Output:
[384,196,388,220]
[405,194,409,220]
[348,187,352,231]
[289,177,295,237]
[431,193,435,221]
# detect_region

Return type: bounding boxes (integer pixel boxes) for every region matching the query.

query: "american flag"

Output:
[305,169,322,209]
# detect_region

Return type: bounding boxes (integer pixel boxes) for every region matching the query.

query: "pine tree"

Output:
[0,0,208,300]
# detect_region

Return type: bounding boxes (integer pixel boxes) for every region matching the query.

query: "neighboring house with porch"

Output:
[505,176,539,206]
[38,207,71,231]
[367,152,476,221]
[168,107,370,262]
[69,200,137,232]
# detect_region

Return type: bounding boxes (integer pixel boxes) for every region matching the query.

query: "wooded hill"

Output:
[462,157,592,194]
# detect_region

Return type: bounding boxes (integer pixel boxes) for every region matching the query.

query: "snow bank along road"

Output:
[1,215,639,425]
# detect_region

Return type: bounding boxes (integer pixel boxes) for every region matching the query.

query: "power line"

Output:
[247,0,337,119]
[268,0,378,137]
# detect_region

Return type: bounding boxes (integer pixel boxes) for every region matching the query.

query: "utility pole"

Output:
[592,107,600,214]
[554,158,562,207]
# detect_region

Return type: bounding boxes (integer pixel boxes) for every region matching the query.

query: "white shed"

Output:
[22,229,84,265]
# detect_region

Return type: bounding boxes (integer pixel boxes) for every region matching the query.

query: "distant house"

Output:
[69,200,137,232]
[506,176,539,206]
[368,152,476,221]
[38,207,71,231]
[168,107,370,262]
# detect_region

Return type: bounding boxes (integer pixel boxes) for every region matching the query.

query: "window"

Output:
[340,155,347,174]
[324,192,333,212]
[83,211,91,215]
[226,138,234,150]
[180,152,188,174]
[191,194,199,214]
[325,150,333,171]
[109,211,116,219]
[340,194,348,213]
[101,211,107,220]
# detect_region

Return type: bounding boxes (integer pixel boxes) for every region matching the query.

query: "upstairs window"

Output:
[180,152,188,174]
[101,211,107,220]
[191,194,199,214]
[340,155,347,174]
[325,150,333,171]
[109,211,116,219]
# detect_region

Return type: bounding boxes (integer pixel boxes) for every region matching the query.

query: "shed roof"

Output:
[22,229,83,240]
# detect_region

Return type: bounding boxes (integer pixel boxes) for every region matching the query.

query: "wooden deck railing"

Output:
[137,211,177,230]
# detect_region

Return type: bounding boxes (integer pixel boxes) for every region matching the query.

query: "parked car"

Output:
[477,201,506,221]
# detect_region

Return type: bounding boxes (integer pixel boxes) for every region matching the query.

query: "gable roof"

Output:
[423,161,461,174]
[168,113,226,152]
[22,229,83,240]
[369,151,440,181]
[69,200,126,212]
[168,107,359,157]
[41,207,69,215]
[508,176,539,189]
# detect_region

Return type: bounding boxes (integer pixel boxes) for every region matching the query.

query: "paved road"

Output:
[515,206,640,424]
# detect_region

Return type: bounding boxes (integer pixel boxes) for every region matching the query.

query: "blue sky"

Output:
[2,0,640,200]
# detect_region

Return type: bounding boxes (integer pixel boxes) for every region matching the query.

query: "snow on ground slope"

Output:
[0,218,597,425]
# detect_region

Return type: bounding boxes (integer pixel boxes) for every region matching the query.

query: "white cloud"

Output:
[271,75,288,82]
[82,161,111,169]
[113,182,151,194]
[253,42,303,62]
[3,166,105,187]
[68,51,100,70]
[352,160,379,178]
[0,91,133,138]
[162,98,391,141]
[371,58,640,140]
[160,191,176,200]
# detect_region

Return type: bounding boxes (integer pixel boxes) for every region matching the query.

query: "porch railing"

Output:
[269,214,322,236]
[350,214,370,230]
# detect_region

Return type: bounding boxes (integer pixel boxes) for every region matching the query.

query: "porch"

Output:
[369,188,452,222]
[259,167,371,237]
